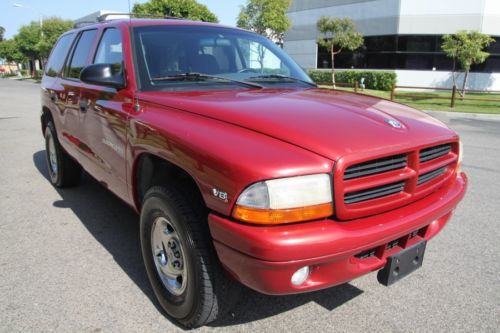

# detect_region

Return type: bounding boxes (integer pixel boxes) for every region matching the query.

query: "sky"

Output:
[1,0,246,39]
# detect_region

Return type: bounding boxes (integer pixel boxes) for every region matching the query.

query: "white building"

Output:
[284,0,500,90]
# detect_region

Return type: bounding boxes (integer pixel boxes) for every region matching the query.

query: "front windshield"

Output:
[133,25,313,91]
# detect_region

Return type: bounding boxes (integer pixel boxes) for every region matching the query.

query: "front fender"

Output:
[127,102,333,216]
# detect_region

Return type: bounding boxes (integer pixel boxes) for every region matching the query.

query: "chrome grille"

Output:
[420,144,451,163]
[344,154,407,180]
[344,181,405,204]
[337,141,458,220]
[418,167,447,185]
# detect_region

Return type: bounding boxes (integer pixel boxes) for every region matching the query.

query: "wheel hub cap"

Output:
[151,217,187,295]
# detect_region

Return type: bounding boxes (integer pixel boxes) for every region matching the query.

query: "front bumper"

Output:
[208,172,467,295]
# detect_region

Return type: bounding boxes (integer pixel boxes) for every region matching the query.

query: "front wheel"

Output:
[140,186,239,328]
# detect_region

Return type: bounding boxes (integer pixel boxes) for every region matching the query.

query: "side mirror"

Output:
[80,63,125,89]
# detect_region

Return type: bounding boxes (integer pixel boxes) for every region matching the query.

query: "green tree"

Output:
[14,22,41,71]
[237,0,291,47]
[441,31,495,96]
[38,17,73,60]
[132,0,218,22]
[0,26,5,42]
[0,39,26,72]
[12,17,72,75]
[316,17,364,86]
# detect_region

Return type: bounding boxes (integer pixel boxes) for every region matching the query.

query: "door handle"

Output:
[66,91,76,104]
[79,100,88,112]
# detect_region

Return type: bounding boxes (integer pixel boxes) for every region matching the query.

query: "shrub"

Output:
[308,70,331,84]
[34,69,44,78]
[308,70,397,91]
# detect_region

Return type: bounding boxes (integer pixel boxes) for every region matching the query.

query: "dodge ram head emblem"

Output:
[386,119,403,129]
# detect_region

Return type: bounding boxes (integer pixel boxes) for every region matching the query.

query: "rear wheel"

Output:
[140,185,239,328]
[44,122,82,187]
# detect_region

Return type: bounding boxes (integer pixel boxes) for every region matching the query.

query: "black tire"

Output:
[44,121,82,187]
[140,185,239,328]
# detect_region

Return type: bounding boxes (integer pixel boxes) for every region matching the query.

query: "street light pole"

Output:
[12,3,43,36]
[12,2,45,77]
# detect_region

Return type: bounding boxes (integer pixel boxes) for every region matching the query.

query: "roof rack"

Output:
[97,12,184,22]
[73,12,188,29]
[73,21,98,29]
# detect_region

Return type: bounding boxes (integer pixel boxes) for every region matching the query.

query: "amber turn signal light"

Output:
[232,203,333,225]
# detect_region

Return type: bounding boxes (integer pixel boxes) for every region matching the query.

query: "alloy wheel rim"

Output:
[151,216,188,296]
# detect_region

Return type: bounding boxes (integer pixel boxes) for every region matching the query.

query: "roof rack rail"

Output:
[73,21,97,29]
[97,12,184,22]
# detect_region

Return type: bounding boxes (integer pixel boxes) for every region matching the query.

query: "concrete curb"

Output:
[2,77,40,84]
[423,110,500,122]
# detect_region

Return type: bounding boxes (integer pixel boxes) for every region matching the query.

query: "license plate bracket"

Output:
[377,240,427,286]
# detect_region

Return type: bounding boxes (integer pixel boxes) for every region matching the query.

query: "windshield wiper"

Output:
[151,72,263,89]
[246,74,317,87]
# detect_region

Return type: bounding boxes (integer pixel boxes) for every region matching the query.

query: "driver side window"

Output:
[94,28,123,72]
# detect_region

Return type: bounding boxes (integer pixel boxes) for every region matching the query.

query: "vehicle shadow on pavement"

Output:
[33,150,364,328]
[32,151,162,312]
[211,283,363,327]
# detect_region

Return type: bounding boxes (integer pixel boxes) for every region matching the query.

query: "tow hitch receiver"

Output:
[377,240,427,286]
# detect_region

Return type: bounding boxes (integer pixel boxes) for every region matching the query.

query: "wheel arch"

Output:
[41,106,54,135]
[132,152,207,213]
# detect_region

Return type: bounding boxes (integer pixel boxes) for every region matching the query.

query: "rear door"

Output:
[41,32,76,155]
[78,27,129,202]
[59,29,98,158]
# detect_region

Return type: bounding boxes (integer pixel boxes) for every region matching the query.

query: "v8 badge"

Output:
[212,188,228,202]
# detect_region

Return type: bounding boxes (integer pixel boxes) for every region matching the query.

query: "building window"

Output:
[316,35,500,73]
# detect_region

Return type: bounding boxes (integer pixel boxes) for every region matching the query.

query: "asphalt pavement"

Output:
[0,78,498,332]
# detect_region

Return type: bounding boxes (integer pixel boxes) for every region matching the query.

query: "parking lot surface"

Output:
[0,79,498,332]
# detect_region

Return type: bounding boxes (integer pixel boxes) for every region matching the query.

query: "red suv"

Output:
[41,17,467,328]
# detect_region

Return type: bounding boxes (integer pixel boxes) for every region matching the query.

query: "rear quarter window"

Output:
[44,33,75,77]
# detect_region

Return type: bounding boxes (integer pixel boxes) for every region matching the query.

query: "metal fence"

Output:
[390,85,500,108]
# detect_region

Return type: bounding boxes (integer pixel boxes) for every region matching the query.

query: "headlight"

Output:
[232,174,333,225]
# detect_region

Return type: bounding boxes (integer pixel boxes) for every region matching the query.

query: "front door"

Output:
[79,28,129,202]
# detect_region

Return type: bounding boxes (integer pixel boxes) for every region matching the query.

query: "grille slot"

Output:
[355,229,423,260]
[418,167,447,185]
[345,181,405,204]
[386,239,400,250]
[355,248,376,259]
[419,144,451,163]
[344,154,407,180]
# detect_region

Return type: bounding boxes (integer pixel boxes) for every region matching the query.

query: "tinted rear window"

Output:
[45,33,75,77]
[65,29,97,79]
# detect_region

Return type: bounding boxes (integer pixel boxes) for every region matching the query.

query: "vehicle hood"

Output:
[139,88,457,161]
